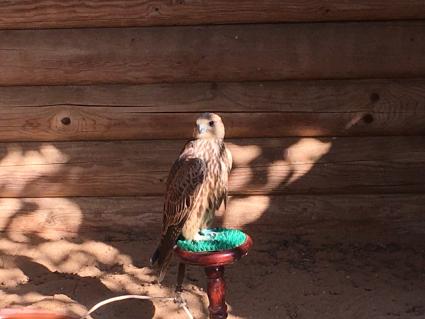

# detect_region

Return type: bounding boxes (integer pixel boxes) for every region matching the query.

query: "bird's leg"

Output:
[200,228,213,235]
[200,228,217,237]
[193,232,208,241]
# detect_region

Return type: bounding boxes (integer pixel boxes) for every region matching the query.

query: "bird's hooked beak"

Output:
[197,124,208,134]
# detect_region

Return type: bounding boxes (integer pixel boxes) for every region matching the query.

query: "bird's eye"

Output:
[209,121,214,127]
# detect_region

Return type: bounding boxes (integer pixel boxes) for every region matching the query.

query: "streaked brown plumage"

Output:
[150,112,232,282]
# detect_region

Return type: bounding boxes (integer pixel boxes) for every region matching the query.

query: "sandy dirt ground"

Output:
[1,226,424,319]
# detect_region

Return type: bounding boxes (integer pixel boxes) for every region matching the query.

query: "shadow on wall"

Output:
[0,132,423,318]
[220,137,331,228]
[0,143,159,318]
[0,136,334,316]
[216,135,425,319]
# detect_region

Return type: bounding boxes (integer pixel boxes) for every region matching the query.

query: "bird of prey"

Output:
[150,112,232,282]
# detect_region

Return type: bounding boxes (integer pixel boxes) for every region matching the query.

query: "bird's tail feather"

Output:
[158,253,173,283]
[150,248,160,266]
[150,225,181,282]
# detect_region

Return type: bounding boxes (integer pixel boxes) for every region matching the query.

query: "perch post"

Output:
[174,230,253,319]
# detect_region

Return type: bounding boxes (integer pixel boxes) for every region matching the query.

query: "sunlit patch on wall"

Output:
[0,144,69,195]
[224,138,332,226]
[283,138,332,184]
[227,143,262,166]
[220,195,270,228]
[1,198,82,242]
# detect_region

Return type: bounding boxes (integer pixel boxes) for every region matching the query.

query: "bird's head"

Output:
[193,112,225,140]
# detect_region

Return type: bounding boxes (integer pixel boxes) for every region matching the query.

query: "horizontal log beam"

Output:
[0,22,424,85]
[1,194,424,240]
[0,136,422,197]
[0,1,424,29]
[0,79,424,141]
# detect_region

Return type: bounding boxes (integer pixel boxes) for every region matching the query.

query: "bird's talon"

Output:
[199,228,217,240]
[193,232,208,241]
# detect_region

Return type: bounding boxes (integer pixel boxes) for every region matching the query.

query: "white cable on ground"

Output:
[80,294,194,319]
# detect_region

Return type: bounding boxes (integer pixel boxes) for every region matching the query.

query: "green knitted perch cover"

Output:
[177,228,247,252]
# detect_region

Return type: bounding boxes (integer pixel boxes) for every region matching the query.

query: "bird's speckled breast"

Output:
[182,139,230,239]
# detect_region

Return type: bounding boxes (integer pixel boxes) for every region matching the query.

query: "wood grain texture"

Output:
[0,79,425,141]
[0,0,424,29]
[3,79,425,112]
[1,194,424,237]
[0,22,424,85]
[0,137,422,197]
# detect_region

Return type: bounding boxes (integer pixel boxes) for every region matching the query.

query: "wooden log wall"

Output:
[1,1,425,240]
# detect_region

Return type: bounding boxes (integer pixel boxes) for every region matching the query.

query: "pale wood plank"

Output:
[0,79,424,141]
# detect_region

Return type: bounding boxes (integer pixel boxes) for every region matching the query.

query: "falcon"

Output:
[150,112,232,282]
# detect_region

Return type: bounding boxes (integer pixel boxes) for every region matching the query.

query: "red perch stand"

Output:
[174,234,253,319]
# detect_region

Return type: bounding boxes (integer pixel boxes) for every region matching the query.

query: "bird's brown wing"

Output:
[221,144,233,209]
[162,156,206,233]
[151,145,206,282]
